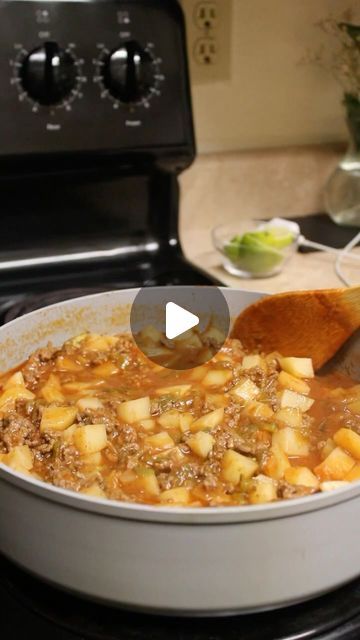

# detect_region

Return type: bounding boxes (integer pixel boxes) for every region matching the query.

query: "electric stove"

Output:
[0,0,220,322]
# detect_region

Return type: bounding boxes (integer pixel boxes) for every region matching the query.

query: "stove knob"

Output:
[20,41,77,106]
[102,41,154,104]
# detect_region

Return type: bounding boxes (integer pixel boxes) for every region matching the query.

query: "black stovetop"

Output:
[2,554,360,640]
[0,252,220,323]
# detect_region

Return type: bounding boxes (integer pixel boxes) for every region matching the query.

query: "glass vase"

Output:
[325,94,360,226]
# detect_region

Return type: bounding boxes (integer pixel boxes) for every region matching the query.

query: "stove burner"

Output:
[2,555,360,640]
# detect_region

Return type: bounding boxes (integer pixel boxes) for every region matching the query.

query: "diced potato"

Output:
[248,475,277,504]
[157,410,180,429]
[85,334,118,351]
[2,445,33,473]
[263,444,290,479]
[0,385,35,409]
[197,348,216,365]
[243,401,274,420]
[135,467,160,496]
[272,427,309,456]
[275,407,303,429]
[81,483,106,499]
[117,396,151,424]
[81,451,103,467]
[119,469,137,484]
[230,379,260,402]
[190,407,224,432]
[279,389,314,412]
[189,366,208,381]
[160,487,191,505]
[205,393,229,409]
[3,371,25,389]
[175,332,203,349]
[348,399,360,415]
[285,466,319,489]
[73,424,108,455]
[328,387,346,399]
[314,447,355,481]
[221,449,258,484]
[202,325,225,344]
[40,406,78,432]
[345,464,360,481]
[320,481,350,492]
[68,333,88,347]
[320,438,336,460]
[179,412,195,433]
[187,431,215,459]
[40,374,64,403]
[138,418,156,432]
[279,357,314,379]
[63,381,100,393]
[143,345,172,358]
[334,428,360,460]
[56,355,82,371]
[92,362,119,377]
[139,325,163,342]
[144,432,175,450]
[242,355,266,370]
[265,351,282,364]
[61,423,77,443]
[278,371,310,395]
[152,445,184,465]
[77,396,104,411]
[202,369,232,388]
[346,385,360,400]
[155,385,191,397]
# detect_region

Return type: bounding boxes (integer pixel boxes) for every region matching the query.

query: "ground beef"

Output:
[76,408,118,435]
[22,344,58,389]
[0,411,37,450]
[48,443,84,491]
[262,372,281,410]
[201,459,222,489]
[157,461,202,491]
[278,481,317,500]
[102,446,119,464]
[151,457,174,473]
[117,425,138,444]
[115,440,140,468]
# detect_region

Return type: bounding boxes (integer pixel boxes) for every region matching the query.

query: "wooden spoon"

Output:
[231,286,360,370]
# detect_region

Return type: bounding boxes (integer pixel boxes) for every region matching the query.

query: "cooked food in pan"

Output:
[1,328,360,507]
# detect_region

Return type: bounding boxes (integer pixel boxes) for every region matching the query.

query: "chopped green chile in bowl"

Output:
[212,219,300,278]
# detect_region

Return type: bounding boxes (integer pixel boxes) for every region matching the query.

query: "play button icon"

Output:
[130,286,230,370]
[165,302,199,340]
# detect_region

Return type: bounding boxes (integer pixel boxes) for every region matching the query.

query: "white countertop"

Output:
[179,146,359,293]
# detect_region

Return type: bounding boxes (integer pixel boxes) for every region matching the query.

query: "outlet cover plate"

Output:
[181,0,232,84]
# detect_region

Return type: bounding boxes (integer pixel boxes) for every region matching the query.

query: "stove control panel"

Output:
[0,0,193,159]
[12,41,86,111]
[95,41,163,108]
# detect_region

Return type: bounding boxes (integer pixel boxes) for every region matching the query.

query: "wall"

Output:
[186,0,360,153]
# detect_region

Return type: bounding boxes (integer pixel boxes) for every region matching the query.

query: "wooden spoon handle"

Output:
[231,286,360,370]
[338,286,360,329]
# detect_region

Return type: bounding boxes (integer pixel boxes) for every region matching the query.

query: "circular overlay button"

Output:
[130,286,230,370]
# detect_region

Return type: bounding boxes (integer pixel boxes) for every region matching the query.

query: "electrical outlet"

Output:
[194,37,217,65]
[181,0,232,84]
[193,2,218,31]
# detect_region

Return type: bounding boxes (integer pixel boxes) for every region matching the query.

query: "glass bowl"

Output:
[212,219,299,278]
